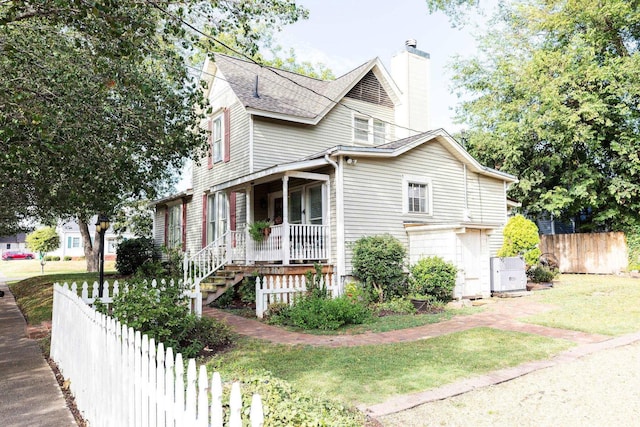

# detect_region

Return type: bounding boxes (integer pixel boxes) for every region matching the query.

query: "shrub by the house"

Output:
[104,278,232,358]
[351,234,407,302]
[409,256,458,302]
[115,237,158,275]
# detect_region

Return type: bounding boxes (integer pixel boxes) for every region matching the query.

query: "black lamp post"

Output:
[95,214,110,298]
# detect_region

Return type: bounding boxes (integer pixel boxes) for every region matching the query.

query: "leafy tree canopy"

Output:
[26,226,60,254]
[0,0,310,265]
[449,0,640,231]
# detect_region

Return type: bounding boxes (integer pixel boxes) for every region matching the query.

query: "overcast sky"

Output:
[275,0,494,132]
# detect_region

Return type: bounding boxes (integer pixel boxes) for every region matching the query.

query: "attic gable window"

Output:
[402,175,432,215]
[353,115,387,144]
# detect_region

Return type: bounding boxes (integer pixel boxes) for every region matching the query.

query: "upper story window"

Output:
[353,114,387,144]
[402,175,432,215]
[212,114,223,163]
[208,108,230,168]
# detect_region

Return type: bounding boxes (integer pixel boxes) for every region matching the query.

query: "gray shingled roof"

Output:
[214,54,374,121]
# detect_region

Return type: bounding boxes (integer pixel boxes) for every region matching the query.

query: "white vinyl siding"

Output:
[342,139,508,274]
[253,98,394,171]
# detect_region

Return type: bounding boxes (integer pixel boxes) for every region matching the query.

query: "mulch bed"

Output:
[47,356,87,427]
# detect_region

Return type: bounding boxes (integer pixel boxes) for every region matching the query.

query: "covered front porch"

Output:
[185,166,334,287]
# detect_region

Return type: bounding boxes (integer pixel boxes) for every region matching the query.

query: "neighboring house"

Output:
[152,40,517,298]
[0,233,27,256]
[51,218,134,260]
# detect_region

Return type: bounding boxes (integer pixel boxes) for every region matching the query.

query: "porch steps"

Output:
[200,268,244,305]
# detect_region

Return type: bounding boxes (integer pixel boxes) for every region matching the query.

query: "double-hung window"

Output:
[212,114,223,163]
[207,192,228,243]
[353,115,387,144]
[402,175,432,215]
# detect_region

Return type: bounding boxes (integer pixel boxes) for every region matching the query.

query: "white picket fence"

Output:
[50,283,263,427]
[67,279,203,316]
[255,273,343,318]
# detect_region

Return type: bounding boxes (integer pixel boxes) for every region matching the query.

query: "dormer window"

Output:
[353,115,387,144]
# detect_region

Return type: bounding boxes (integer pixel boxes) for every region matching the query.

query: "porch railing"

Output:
[250,224,328,263]
[290,224,328,261]
[183,233,229,288]
[183,224,329,289]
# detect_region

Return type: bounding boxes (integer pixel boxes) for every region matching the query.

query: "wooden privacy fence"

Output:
[255,273,342,318]
[50,283,263,427]
[540,232,628,274]
[66,279,202,316]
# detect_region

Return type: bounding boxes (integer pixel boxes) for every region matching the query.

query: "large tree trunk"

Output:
[78,217,100,272]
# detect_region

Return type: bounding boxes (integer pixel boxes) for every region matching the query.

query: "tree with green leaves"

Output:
[0,1,310,270]
[26,227,60,274]
[445,0,640,232]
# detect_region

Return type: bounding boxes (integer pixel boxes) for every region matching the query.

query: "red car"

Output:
[2,250,35,260]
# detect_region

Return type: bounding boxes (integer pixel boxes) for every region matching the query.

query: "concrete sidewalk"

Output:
[0,282,77,427]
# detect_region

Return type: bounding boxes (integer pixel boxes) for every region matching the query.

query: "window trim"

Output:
[402,175,433,215]
[352,113,387,144]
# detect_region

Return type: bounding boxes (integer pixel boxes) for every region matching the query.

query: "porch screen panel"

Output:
[308,186,323,224]
[289,190,302,224]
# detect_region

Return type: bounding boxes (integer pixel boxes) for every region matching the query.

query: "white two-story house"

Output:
[152,40,517,300]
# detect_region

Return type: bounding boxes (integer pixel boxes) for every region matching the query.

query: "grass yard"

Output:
[8,272,121,324]
[0,259,115,280]
[524,274,640,336]
[208,329,572,406]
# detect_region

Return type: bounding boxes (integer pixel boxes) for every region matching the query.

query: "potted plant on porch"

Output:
[248,220,271,242]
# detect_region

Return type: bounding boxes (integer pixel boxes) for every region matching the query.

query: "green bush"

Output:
[351,234,407,302]
[44,255,53,261]
[409,256,458,302]
[63,256,72,261]
[107,278,232,358]
[180,316,233,358]
[52,256,61,261]
[272,295,372,330]
[115,238,159,275]
[217,370,365,426]
[527,264,558,283]
[238,276,257,304]
[375,297,416,315]
[497,214,541,266]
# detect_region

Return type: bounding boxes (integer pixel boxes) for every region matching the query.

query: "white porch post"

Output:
[324,180,332,263]
[282,176,290,265]
[246,185,254,264]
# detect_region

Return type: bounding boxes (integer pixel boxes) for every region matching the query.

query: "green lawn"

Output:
[209,329,572,405]
[8,272,121,324]
[524,274,640,336]
[0,259,115,279]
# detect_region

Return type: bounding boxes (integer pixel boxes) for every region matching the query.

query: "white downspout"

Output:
[325,154,345,282]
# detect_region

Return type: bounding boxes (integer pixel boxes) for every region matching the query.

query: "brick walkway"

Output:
[201,297,609,347]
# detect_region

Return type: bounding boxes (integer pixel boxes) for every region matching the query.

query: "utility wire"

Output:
[146,0,427,137]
